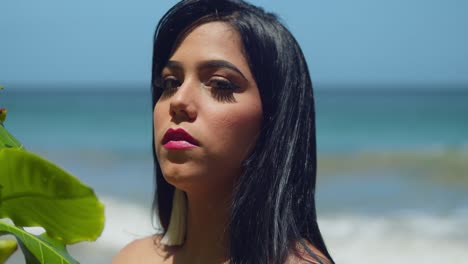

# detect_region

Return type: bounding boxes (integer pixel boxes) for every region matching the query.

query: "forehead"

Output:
[170,22,245,64]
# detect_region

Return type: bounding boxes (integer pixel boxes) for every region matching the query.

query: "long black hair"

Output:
[151,1,334,263]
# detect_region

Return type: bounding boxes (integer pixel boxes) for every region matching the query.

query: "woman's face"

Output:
[153,22,263,193]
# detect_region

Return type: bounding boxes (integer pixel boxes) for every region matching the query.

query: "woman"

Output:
[113,0,333,263]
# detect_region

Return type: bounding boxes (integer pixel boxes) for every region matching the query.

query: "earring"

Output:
[160,188,186,246]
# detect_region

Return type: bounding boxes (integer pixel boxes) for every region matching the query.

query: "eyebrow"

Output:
[164,60,247,80]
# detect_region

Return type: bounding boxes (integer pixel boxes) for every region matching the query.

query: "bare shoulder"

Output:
[112,235,173,264]
[285,240,332,264]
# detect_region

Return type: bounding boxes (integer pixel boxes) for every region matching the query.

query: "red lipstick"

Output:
[162,128,199,150]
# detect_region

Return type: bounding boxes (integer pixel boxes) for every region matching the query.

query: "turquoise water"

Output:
[316,92,468,152]
[3,87,468,263]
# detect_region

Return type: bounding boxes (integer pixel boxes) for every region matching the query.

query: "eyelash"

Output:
[160,76,238,103]
[161,76,181,91]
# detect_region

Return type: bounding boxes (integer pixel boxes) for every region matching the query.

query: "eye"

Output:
[205,77,239,91]
[204,77,239,103]
[162,76,181,91]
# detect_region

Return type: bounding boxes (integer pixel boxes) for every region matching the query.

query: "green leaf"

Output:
[0,124,23,149]
[0,148,105,244]
[0,221,79,264]
[0,238,18,263]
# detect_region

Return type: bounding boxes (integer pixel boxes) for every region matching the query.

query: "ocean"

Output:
[2,86,468,263]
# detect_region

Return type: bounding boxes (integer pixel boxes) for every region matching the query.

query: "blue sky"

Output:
[1,0,467,90]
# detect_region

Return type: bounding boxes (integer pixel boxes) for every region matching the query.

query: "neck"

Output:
[178,188,231,264]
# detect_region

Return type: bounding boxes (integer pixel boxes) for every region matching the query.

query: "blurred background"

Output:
[1,0,467,263]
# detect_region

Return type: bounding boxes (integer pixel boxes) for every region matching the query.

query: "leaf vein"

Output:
[40,241,44,263]
[0,221,73,264]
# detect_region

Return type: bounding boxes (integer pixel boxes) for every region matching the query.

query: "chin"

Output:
[161,164,205,187]
[162,165,236,195]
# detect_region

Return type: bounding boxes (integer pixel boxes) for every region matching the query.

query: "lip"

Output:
[162,128,199,150]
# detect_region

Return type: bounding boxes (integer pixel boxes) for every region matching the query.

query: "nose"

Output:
[169,79,198,122]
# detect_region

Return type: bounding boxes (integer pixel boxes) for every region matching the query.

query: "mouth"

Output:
[162,128,199,149]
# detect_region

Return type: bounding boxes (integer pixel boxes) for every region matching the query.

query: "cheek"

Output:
[153,103,166,134]
[153,103,161,126]
[153,103,166,155]
[209,103,262,159]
